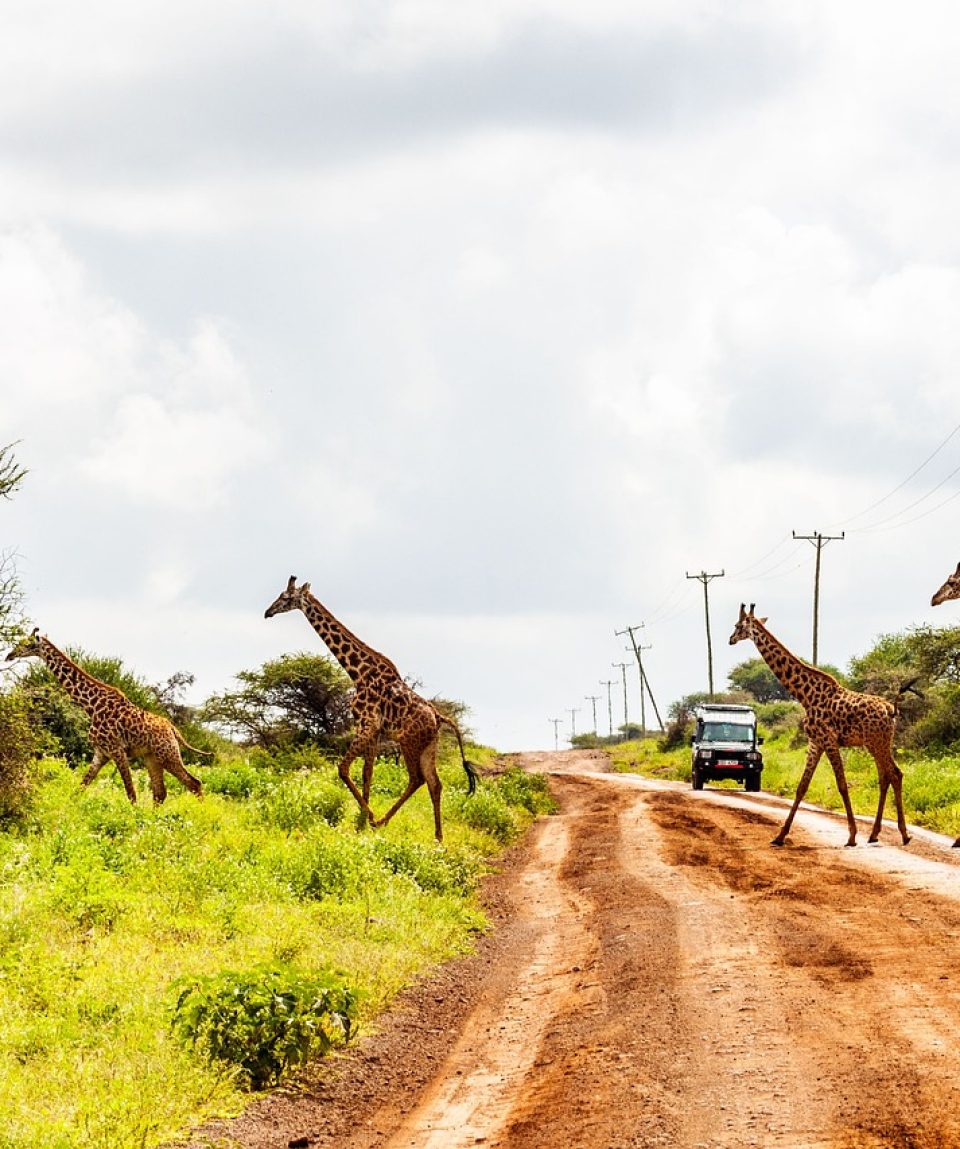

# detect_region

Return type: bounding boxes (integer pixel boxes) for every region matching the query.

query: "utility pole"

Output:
[567,707,580,742]
[548,718,562,751]
[599,679,616,738]
[686,569,725,697]
[792,530,845,665]
[584,694,601,734]
[616,623,663,735]
[612,662,630,739]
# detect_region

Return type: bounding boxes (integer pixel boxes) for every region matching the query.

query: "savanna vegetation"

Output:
[0,443,558,1148]
[610,631,960,841]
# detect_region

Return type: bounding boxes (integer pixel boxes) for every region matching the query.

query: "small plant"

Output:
[170,965,356,1090]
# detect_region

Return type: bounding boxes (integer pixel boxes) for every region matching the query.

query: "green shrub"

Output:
[254,774,347,832]
[370,838,478,895]
[170,965,356,1090]
[278,832,357,901]
[449,788,517,843]
[493,768,557,815]
[204,758,274,799]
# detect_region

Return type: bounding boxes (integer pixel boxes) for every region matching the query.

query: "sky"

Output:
[3,0,960,751]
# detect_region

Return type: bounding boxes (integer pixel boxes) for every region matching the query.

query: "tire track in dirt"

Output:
[177,753,960,1149]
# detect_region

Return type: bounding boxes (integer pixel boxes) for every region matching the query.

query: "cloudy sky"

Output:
[3,0,960,751]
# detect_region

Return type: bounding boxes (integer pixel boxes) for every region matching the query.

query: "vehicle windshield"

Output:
[702,722,753,743]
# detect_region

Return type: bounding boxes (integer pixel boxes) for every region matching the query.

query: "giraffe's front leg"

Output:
[772,742,823,846]
[335,726,381,825]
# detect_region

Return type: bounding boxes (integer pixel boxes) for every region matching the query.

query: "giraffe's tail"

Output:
[893,677,924,716]
[435,710,480,795]
[171,724,216,758]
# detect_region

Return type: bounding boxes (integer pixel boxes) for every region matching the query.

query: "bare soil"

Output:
[180,750,960,1149]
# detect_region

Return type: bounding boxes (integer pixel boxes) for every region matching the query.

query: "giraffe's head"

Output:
[931,561,960,607]
[728,603,767,645]
[5,627,43,661]
[264,575,312,619]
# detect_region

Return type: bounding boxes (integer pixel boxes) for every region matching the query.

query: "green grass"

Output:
[608,735,960,839]
[0,745,551,1149]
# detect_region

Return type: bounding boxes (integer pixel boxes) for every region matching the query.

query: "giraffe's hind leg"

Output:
[372,735,432,835]
[870,743,910,845]
[824,746,858,847]
[157,733,203,799]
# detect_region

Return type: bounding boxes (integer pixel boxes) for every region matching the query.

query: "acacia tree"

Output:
[201,653,354,750]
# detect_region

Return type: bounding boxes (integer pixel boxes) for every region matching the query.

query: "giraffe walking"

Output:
[729,604,910,848]
[264,576,477,842]
[6,629,205,804]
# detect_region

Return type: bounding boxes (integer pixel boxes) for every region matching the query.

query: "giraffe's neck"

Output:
[300,592,400,682]
[37,639,114,710]
[750,621,839,705]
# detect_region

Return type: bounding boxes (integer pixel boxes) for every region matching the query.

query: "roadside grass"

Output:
[0,744,551,1149]
[608,735,960,839]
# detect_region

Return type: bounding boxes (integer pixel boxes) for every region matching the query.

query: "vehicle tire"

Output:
[692,769,704,791]
[745,773,761,793]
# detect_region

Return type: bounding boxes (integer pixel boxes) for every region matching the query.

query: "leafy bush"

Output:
[204,757,275,799]
[370,838,478,895]
[170,965,356,1089]
[254,774,348,831]
[448,787,517,843]
[493,767,557,815]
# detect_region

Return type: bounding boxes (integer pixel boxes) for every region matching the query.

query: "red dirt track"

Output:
[182,750,960,1149]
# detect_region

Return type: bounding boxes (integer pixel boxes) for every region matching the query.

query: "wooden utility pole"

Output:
[686,569,725,697]
[792,530,844,666]
[599,679,616,738]
[567,707,580,741]
[616,623,663,735]
[584,694,601,734]
[612,662,630,738]
[548,718,562,751]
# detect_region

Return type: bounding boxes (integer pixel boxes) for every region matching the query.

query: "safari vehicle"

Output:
[691,703,763,792]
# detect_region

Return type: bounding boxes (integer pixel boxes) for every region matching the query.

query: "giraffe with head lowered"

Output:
[729,604,910,848]
[6,629,206,804]
[264,576,478,842]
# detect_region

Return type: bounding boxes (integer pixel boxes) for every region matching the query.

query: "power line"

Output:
[548,718,562,751]
[792,530,844,665]
[830,418,960,529]
[599,679,616,738]
[612,662,630,738]
[584,694,601,735]
[685,570,725,697]
[616,623,663,735]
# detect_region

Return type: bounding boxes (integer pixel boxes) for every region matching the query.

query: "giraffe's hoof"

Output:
[844,840,857,848]
[867,836,879,844]
[953,838,960,849]
[901,835,911,846]
[770,838,786,848]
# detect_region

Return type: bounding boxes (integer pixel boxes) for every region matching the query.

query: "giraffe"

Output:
[6,629,206,804]
[931,561,960,607]
[728,604,911,848]
[929,563,960,846]
[264,576,478,842]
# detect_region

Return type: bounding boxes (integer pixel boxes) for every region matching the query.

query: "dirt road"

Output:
[188,751,960,1149]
